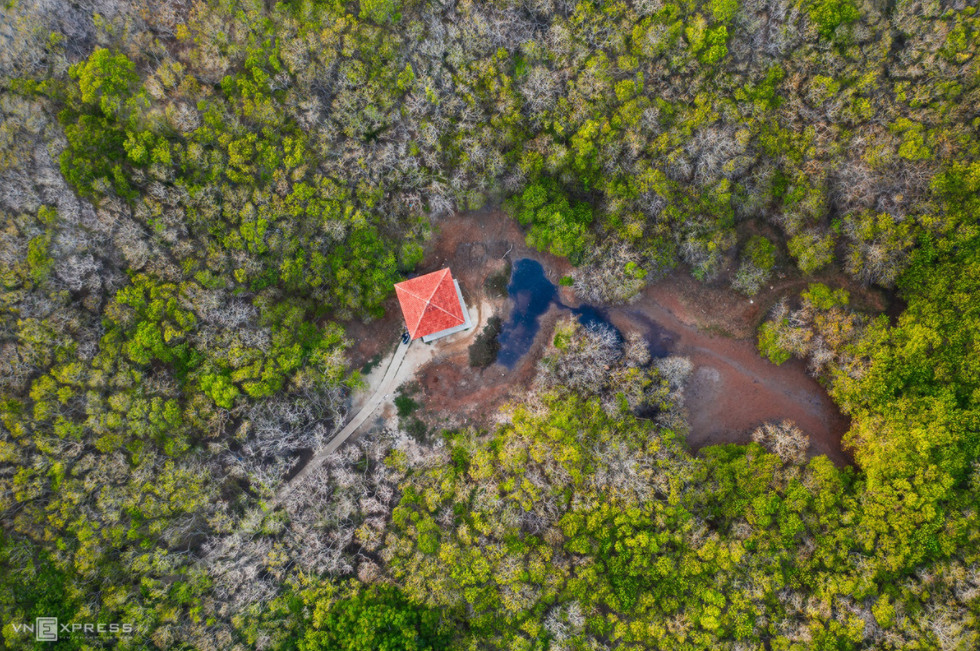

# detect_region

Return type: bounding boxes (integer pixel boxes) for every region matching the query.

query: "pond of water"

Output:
[496,258,625,368]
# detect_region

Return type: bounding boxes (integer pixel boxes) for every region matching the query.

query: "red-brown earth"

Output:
[343,209,892,466]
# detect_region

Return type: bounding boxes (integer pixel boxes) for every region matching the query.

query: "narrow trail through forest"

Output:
[200,213,854,571]
[272,338,412,505]
[197,339,414,568]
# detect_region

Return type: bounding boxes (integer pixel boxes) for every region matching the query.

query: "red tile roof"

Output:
[394,268,465,339]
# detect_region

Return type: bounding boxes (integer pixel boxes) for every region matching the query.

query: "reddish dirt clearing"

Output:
[605,296,853,466]
[409,212,574,429]
[347,210,876,466]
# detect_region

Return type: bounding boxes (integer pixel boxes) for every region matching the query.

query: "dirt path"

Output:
[275,338,412,502]
[198,339,416,569]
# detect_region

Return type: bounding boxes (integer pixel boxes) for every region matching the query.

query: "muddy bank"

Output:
[339,210,572,432]
[639,253,889,340]
[605,296,852,466]
[342,208,569,369]
[349,209,859,466]
[420,304,565,426]
[405,211,576,427]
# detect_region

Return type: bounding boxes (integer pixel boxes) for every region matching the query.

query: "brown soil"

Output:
[343,209,571,375]
[408,210,575,429]
[422,207,574,296]
[341,297,405,370]
[418,305,566,430]
[604,295,853,466]
[353,209,888,466]
[642,262,889,341]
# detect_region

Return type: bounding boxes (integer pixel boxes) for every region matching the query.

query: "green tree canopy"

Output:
[300,584,450,651]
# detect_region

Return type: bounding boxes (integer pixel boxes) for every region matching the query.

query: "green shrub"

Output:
[200,373,239,409]
[744,236,776,271]
[359,0,401,23]
[788,230,835,274]
[27,234,54,283]
[398,241,425,271]
[801,283,849,309]
[805,0,860,39]
[758,321,792,365]
[301,584,449,651]
[394,393,419,418]
[506,178,593,260]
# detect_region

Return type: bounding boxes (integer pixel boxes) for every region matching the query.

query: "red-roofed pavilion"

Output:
[394,268,470,341]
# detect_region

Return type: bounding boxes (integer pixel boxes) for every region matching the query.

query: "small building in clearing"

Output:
[394,268,473,342]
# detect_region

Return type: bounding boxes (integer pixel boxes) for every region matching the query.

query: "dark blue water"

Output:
[622,311,673,358]
[496,259,623,368]
[570,303,618,336]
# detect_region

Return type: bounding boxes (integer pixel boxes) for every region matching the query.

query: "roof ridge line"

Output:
[426,299,465,324]
[394,285,426,334]
[395,284,431,305]
[394,268,447,305]
[421,268,449,304]
[395,269,464,338]
[424,270,463,324]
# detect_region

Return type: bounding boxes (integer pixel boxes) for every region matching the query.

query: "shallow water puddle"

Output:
[496,259,630,368]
